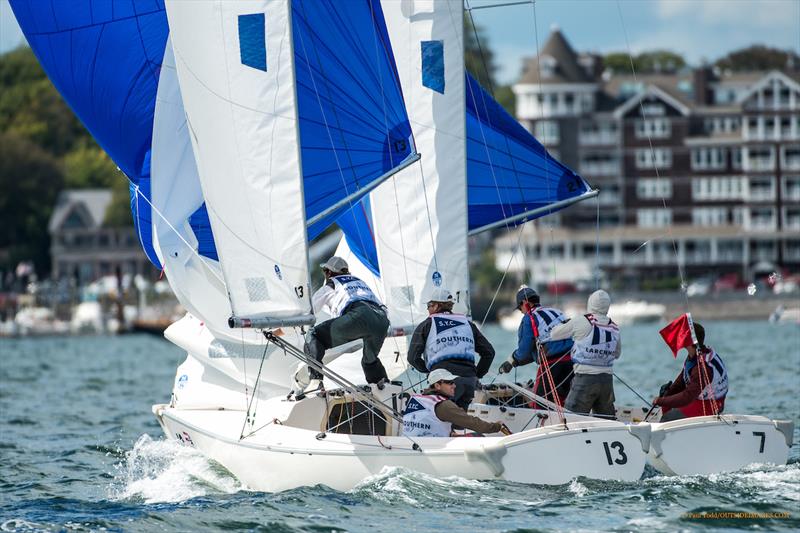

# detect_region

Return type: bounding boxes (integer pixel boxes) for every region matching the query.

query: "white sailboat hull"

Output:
[616,406,794,475]
[152,404,649,492]
[647,415,793,475]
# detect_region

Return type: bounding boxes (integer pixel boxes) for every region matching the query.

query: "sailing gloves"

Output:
[498,355,518,374]
[658,381,673,397]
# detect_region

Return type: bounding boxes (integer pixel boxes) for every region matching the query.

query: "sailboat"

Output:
[12,0,654,491]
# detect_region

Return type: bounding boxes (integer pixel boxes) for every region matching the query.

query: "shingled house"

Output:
[504,28,800,282]
[48,189,151,285]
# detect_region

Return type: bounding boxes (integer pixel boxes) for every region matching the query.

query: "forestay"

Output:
[366,0,470,328]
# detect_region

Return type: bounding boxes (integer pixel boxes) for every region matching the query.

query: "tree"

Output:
[63,145,120,189]
[464,14,515,114]
[603,51,686,75]
[715,45,799,72]
[0,132,64,274]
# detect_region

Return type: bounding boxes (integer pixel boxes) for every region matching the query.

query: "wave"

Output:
[107,434,243,504]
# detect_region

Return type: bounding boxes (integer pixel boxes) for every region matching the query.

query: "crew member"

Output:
[653,323,728,421]
[402,369,511,437]
[299,256,390,393]
[407,288,495,409]
[498,286,574,405]
[549,290,621,418]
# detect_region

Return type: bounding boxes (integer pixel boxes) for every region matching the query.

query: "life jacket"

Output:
[683,347,728,401]
[327,275,382,317]
[402,394,452,437]
[424,313,477,370]
[525,306,573,359]
[570,314,620,367]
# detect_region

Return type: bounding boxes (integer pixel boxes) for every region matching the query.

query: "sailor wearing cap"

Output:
[401,369,511,437]
[407,287,495,410]
[298,256,390,393]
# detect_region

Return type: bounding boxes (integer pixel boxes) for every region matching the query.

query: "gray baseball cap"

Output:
[319,256,348,273]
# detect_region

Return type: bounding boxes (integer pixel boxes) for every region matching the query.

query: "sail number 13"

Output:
[602,441,628,465]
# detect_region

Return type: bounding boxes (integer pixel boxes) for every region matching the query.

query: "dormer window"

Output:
[540,55,556,78]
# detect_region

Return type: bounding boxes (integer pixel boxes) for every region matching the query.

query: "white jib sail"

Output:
[165,0,312,324]
[150,37,234,337]
[371,0,470,328]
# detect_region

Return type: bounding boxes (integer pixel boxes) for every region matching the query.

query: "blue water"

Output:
[1,321,798,532]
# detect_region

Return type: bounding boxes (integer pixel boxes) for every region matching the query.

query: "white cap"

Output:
[428,368,458,386]
[426,287,454,304]
[587,289,611,315]
[319,256,348,273]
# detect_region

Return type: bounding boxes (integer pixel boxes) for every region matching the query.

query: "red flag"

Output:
[659,313,696,358]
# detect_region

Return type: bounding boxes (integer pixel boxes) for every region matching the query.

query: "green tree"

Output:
[603,50,686,75]
[0,132,64,274]
[63,145,119,188]
[464,13,515,114]
[715,45,799,72]
[104,178,133,228]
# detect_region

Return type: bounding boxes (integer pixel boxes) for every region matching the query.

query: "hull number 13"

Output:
[603,441,628,465]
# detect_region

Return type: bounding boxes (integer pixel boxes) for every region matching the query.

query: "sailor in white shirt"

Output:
[298,256,390,393]
[549,290,621,418]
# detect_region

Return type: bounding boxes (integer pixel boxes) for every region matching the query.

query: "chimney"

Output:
[693,65,714,106]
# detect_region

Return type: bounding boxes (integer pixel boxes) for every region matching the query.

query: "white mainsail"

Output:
[370,0,470,328]
[165,0,312,326]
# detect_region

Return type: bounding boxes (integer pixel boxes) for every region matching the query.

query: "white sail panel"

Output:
[165,0,311,323]
[371,0,470,327]
[150,38,234,337]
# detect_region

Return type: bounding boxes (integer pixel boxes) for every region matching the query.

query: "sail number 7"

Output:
[752,431,765,453]
[602,441,628,465]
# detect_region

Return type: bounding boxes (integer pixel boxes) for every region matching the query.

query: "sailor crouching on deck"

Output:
[407,288,496,410]
[498,286,574,405]
[298,256,390,393]
[653,323,728,421]
[549,290,621,419]
[402,369,511,437]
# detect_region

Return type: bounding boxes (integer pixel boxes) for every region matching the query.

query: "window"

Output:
[781,145,800,170]
[783,176,800,201]
[691,147,727,170]
[635,118,670,139]
[580,153,618,175]
[718,240,743,261]
[641,103,665,116]
[745,146,775,171]
[635,148,672,169]
[579,120,617,144]
[731,148,743,169]
[637,178,672,199]
[692,208,727,226]
[749,207,775,230]
[748,177,775,201]
[692,176,744,201]
[533,120,560,144]
[784,207,800,230]
[636,208,672,228]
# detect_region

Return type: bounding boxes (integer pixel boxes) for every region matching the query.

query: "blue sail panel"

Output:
[335,198,379,277]
[292,0,415,240]
[10,0,168,267]
[466,73,591,232]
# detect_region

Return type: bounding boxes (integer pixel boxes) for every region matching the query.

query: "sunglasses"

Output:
[438,380,455,385]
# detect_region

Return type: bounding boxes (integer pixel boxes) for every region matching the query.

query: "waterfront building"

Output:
[505,28,800,285]
[48,189,151,285]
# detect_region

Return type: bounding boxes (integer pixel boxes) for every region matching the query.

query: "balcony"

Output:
[580,161,620,176]
[743,157,776,172]
[579,132,617,146]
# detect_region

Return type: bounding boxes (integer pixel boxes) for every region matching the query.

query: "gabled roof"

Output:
[48,189,112,233]
[737,70,800,104]
[517,29,593,85]
[613,84,691,118]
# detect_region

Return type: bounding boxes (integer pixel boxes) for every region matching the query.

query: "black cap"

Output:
[516,286,539,308]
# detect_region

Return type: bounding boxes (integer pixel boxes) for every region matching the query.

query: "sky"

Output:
[1,0,799,84]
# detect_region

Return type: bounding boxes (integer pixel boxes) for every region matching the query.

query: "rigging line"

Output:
[464,0,531,224]
[126,180,225,286]
[240,327,250,414]
[466,0,534,11]
[595,196,601,290]
[612,372,653,408]
[239,338,271,440]
[480,224,527,327]
[367,3,417,328]
[614,1,689,311]
[530,0,559,308]
[296,1,374,261]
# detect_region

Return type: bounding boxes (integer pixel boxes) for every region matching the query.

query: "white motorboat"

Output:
[607,300,666,325]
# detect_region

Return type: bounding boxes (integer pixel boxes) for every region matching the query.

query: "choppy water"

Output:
[1,321,798,532]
